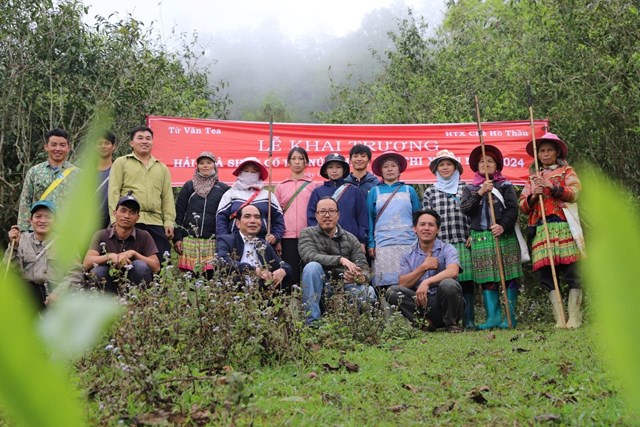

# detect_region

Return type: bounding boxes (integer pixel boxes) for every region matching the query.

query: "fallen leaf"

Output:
[402,384,420,393]
[534,413,561,422]
[322,393,342,405]
[340,359,360,373]
[510,334,521,342]
[388,404,408,412]
[478,385,491,392]
[534,335,547,342]
[136,411,170,425]
[467,350,477,357]
[513,347,530,353]
[322,363,340,372]
[309,343,321,352]
[432,401,456,416]
[468,389,488,404]
[558,362,574,377]
[306,371,318,379]
[543,378,557,385]
[486,332,496,340]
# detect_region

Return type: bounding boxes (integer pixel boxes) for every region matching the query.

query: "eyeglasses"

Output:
[316,209,338,217]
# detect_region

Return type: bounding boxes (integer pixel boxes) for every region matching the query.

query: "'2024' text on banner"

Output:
[147,116,550,186]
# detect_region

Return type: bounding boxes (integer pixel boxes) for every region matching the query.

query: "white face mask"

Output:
[238,171,261,185]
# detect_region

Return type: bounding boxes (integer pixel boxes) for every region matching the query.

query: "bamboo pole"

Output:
[267,118,274,238]
[474,95,513,329]
[526,83,567,328]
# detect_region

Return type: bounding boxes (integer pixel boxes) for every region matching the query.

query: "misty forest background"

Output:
[0,0,638,242]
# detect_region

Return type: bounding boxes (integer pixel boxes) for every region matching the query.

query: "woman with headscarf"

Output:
[367,151,420,290]
[519,133,584,328]
[274,147,321,289]
[216,157,285,247]
[423,150,476,328]
[174,152,230,275]
[461,145,523,329]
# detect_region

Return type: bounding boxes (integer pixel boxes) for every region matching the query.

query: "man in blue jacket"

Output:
[344,145,379,194]
[216,205,292,291]
[307,153,368,249]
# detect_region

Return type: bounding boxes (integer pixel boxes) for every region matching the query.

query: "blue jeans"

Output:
[91,260,153,294]
[301,262,377,324]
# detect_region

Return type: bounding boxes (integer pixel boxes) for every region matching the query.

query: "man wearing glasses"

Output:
[298,197,376,326]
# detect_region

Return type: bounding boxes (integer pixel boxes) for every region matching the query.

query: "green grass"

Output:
[241,325,631,426]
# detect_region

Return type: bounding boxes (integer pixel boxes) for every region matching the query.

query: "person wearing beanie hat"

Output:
[367,152,420,292]
[216,157,284,247]
[461,145,523,330]
[423,149,476,328]
[519,132,584,329]
[5,200,58,310]
[174,152,230,277]
[307,153,368,246]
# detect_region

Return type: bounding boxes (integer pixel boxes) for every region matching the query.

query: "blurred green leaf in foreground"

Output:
[581,164,640,417]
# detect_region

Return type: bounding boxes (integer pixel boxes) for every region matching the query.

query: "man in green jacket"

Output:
[298,197,376,325]
[108,125,175,260]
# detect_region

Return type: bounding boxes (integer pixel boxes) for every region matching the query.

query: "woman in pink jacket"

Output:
[275,147,320,291]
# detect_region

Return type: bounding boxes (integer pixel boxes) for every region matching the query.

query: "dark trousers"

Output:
[386,278,464,328]
[27,281,47,311]
[136,223,171,263]
[280,238,300,293]
[538,263,580,291]
[89,260,153,294]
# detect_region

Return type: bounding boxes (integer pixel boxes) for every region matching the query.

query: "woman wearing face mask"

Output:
[519,133,584,328]
[423,150,476,328]
[461,145,523,330]
[174,152,230,275]
[216,157,285,247]
[274,147,320,289]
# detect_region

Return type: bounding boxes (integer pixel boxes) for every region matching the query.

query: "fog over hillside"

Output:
[199,3,445,122]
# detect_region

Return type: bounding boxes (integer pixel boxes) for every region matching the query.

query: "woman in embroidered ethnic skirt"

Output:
[423,150,476,328]
[519,133,584,328]
[174,152,230,276]
[461,145,523,329]
[275,147,320,290]
[367,151,420,290]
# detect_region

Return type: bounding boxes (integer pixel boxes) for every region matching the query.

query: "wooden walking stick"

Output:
[3,240,15,281]
[266,118,274,238]
[526,83,567,328]
[474,95,513,329]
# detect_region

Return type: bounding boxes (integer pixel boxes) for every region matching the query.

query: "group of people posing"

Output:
[5,126,585,332]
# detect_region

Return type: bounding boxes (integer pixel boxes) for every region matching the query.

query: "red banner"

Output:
[147,116,549,186]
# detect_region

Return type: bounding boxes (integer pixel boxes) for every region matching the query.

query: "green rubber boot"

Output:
[499,288,518,329]
[477,290,502,330]
[462,293,476,329]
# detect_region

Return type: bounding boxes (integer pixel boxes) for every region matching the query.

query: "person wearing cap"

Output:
[423,150,476,328]
[216,204,292,290]
[307,153,368,247]
[5,200,58,310]
[17,128,79,231]
[108,125,176,261]
[274,147,321,290]
[367,151,420,290]
[216,157,285,246]
[461,145,523,329]
[344,145,380,194]
[174,152,230,277]
[299,197,376,325]
[96,131,117,229]
[83,194,160,294]
[519,133,584,328]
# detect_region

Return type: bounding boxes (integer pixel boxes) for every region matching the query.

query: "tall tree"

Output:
[0,0,230,238]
